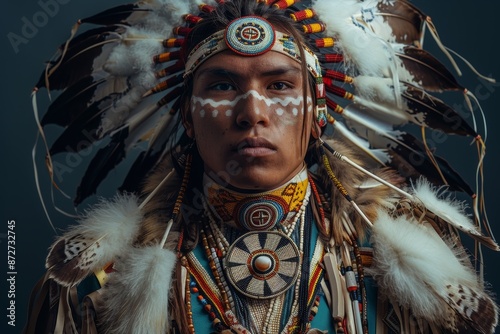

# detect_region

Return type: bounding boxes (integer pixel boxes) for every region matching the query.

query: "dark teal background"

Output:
[2,1,499,333]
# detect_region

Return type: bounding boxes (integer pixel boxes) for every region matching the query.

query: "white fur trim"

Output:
[99,246,177,334]
[46,193,142,286]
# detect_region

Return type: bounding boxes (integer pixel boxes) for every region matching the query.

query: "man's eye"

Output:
[269,82,290,90]
[210,83,235,91]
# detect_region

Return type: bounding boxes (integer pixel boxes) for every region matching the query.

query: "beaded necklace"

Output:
[184,170,328,333]
[203,168,310,231]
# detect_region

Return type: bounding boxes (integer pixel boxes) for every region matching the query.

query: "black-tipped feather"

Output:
[386,132,474,196]
[42,75,129,127]
[80,4,147,26]
[402,84,477,137]
[74,128,129,205]
[48,97,115,155]
[34,26,124,89]
[376,0,425,45]
[56,25,124,62]
[41,32,121,91]
[341,109,475,195]
[120,106,183,193]
[119,151,153,194]
[42,76,105,126]
[397,46,464,92]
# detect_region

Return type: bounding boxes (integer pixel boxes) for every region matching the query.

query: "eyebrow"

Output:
[195,65,301,80]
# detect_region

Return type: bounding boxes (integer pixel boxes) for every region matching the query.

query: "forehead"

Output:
[193,50,303,79]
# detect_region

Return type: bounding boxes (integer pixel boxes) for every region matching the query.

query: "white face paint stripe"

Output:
[191,90,312,109]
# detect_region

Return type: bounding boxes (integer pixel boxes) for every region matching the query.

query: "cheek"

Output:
[190,104,232,144]
[278,98,313,155]
[271,96,312,128]
[189,101,233,140]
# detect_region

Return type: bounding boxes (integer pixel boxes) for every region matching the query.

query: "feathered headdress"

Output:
[32,0,491,210]
[30,1,499,332]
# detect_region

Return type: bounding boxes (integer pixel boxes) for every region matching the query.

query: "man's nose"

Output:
[235,91,271,128]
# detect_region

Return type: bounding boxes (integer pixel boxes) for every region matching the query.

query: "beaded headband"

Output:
[184,16,328,126]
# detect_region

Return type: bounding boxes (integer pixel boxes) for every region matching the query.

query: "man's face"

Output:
[184,50,313,190]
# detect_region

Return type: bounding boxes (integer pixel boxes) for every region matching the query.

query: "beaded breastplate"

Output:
[184,168,328,333]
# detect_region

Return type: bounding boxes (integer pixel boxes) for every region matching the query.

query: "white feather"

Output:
[391,44,425,87]
[103,31,162,76]
[369,208,478,324]
[111,0,201,34]
[410,179,478,236]
[353,76,404,116]
[77,193,141,244]
[46,193,143,286]
[98,86,149,136]
[356,178,384,189]
[313,0,394,77]
[354,76,399,104]
[99,246,177,334]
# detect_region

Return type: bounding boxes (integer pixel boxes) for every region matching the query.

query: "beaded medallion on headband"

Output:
[225,16,276,56]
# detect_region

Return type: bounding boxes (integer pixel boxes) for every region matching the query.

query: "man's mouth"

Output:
[235,137,277,157]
